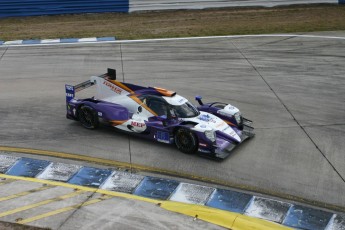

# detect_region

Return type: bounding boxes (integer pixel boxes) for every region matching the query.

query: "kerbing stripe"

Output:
[78,37,98,42]
[22,40,41,44]
[97,37,116,41]
[0,173,324,230]
[60,38,79,43]
[4,40,23,45]
[1,35,345,47]
[40,39,61,44]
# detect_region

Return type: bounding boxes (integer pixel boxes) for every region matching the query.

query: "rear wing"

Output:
[65,68,116,103]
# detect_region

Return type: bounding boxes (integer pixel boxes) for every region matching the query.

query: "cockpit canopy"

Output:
[137,94,199,118]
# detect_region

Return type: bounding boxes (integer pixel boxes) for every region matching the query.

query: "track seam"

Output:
[59,43,128,229]
[119,43,133,173]
[120,43,125,82]
[56,191,96,230]
[230,40,345,185]
[0,47,8,61]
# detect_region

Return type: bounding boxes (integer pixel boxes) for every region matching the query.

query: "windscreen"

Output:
[171,102,199,118]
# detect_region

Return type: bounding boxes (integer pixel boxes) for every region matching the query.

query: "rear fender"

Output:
[72,100,130,123]
[91,102,130,122]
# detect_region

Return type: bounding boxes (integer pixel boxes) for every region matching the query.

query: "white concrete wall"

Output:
[129,0,338,12]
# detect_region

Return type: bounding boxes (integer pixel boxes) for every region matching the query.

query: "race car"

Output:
[65,69,254,159]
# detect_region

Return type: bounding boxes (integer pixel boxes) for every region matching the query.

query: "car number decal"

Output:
[156,131,170,143]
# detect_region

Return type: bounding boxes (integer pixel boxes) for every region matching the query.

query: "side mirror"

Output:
[137,106,142,113]
[195,95,203,105]
[157,115,168,126]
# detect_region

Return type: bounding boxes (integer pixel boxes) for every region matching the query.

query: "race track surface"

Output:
[0,33,344,208]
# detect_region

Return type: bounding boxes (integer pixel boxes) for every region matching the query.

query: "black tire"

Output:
[174,128,198,154]
[77,105,99,129]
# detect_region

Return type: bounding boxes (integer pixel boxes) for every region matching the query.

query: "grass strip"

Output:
[0,4,344,41]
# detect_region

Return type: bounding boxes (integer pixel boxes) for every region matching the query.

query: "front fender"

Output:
[197,102,242,128]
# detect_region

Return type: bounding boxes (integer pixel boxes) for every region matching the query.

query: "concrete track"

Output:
[0,33,344,208]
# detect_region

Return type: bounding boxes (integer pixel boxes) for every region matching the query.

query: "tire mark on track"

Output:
[0,47,8,61]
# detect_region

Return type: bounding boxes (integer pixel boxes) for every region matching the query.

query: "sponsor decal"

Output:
[198,148,211,153]
[156,131,170,143]
[65,85,75,102]
[200,125,207,128]
[66,93,74,98]
[131,121,146,128]
[65,85,74,91]
[103,81,123,94]
[222,126,230,132]
[199,114,215,123]
[199,143,207,147]
[230,130,237,137]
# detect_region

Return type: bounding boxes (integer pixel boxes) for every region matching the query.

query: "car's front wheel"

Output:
[77,105,99,129]
[174,128,198,154]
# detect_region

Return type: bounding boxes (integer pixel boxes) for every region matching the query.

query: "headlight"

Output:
[205,130,216,142]
[234,112,242,124]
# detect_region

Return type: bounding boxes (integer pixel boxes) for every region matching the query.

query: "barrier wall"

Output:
[0,0,129,18]
[129,0,340,12]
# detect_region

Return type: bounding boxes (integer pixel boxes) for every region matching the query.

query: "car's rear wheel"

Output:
[77,105,99,129]
[174,128,198,154]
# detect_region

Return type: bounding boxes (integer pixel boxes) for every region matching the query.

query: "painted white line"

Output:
[1,34,345,47]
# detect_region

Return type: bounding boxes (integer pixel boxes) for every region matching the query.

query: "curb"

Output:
[0,37,116,46]
[0,153,344,230]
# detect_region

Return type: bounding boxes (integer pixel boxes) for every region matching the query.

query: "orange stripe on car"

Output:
[129,95,158,116]
[154,87,175,97]
[107,79,134,93]
[225,120,236,127]
[110,120,128,126]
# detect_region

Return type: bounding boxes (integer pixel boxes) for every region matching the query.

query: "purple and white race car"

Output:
[65,69,254,159]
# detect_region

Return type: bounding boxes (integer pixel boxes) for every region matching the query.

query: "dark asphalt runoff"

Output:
[0,33,344,209]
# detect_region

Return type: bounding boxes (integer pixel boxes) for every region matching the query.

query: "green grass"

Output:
[0,4,345,41]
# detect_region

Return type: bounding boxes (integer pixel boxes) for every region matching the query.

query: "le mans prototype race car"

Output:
[65,69,254,159]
